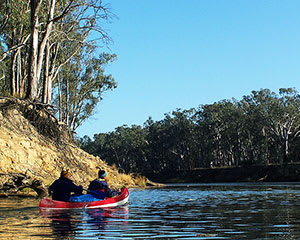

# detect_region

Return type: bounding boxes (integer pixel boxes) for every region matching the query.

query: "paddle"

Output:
[83,188,106,199]
[83,188,91,193]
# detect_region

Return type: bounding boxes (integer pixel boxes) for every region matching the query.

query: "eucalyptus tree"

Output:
[194,102,230,167]
[79,134,105,157]
[164,109,198,170]
[238,96,269,165]
[26,0,114,101]
[144,109,197,173]
[114,125,149,173]
[88,125,149,174]
[243,88,300,164]
[193,106,214,168]
[53,51,117,131]
[144,114,191,173]
[39,0,114,104]
[215,100,244,166]
[0,0,31,97]
[80,88,300,176]
[276,88,300,162]
[144,118,168,173]
[0,0,114,103]
[195,99,263,168]
[0,0,118,133]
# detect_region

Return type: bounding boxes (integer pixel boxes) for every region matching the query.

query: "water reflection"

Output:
[40,209,77,239]
[40,207,129,239]
[1,183,300,239]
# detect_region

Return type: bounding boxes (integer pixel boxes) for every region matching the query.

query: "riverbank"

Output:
[0,98,141,197]
[148,163,300,183]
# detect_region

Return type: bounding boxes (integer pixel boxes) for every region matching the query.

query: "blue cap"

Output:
[98,170,107,178]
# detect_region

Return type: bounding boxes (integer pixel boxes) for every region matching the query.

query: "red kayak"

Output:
[39,187,129,209]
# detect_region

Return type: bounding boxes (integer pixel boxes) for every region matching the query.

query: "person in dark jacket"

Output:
[49,170,83,201]
[88,169,118,199]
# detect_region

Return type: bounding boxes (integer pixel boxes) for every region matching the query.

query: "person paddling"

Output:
[88,169,119,199]
[49,170,83,201]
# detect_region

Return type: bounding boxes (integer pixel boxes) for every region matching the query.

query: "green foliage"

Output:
[0,0,116,131]
[53,51,117,131]
[81,88,300,177]
[0,45,7,95]
[91,125,150,173]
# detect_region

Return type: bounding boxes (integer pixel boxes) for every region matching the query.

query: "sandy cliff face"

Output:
[0,98,134,195]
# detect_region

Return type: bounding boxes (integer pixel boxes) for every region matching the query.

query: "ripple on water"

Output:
[1,183,300,239]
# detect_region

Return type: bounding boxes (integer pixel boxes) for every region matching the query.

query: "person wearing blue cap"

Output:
[88,169,118,199]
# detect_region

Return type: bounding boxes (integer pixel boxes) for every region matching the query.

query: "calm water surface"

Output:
[0,183,300,239]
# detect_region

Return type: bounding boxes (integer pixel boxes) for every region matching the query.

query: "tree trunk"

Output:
[44,42,59,104]
[42,41,50,103]
[283,135,289,163]
[26,0,42,100]
[58,74,62,121]
[46,70,53,104]
[10,51,17,96]
[19,50,27,97]
[36,0,56,83]
[16,50,22,96]
[65,77,69,125]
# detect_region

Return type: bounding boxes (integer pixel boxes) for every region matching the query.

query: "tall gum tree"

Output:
[26,0,113,101]
[0,0,31,96]
[249,88,300,163]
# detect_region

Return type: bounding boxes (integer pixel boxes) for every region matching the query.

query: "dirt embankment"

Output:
[0,98,136,197]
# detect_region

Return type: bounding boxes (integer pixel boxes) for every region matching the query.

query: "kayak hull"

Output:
[39,187,129,209]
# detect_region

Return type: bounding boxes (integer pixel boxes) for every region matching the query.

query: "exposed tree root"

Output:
[0,173,48,198]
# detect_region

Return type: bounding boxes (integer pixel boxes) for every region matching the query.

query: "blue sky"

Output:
[76,0,300,137]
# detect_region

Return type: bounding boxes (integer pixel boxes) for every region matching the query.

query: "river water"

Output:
[0,183,300,239]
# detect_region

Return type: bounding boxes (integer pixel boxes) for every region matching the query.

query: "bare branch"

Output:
[0,34,30,62]
[50,0,76,23]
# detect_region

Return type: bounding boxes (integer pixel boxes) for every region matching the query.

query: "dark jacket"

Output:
[49,177,83,201]
[88,179,118,198]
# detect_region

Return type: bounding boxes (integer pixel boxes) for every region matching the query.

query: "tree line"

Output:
[80,88,300,176]
[0,0,117,131]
